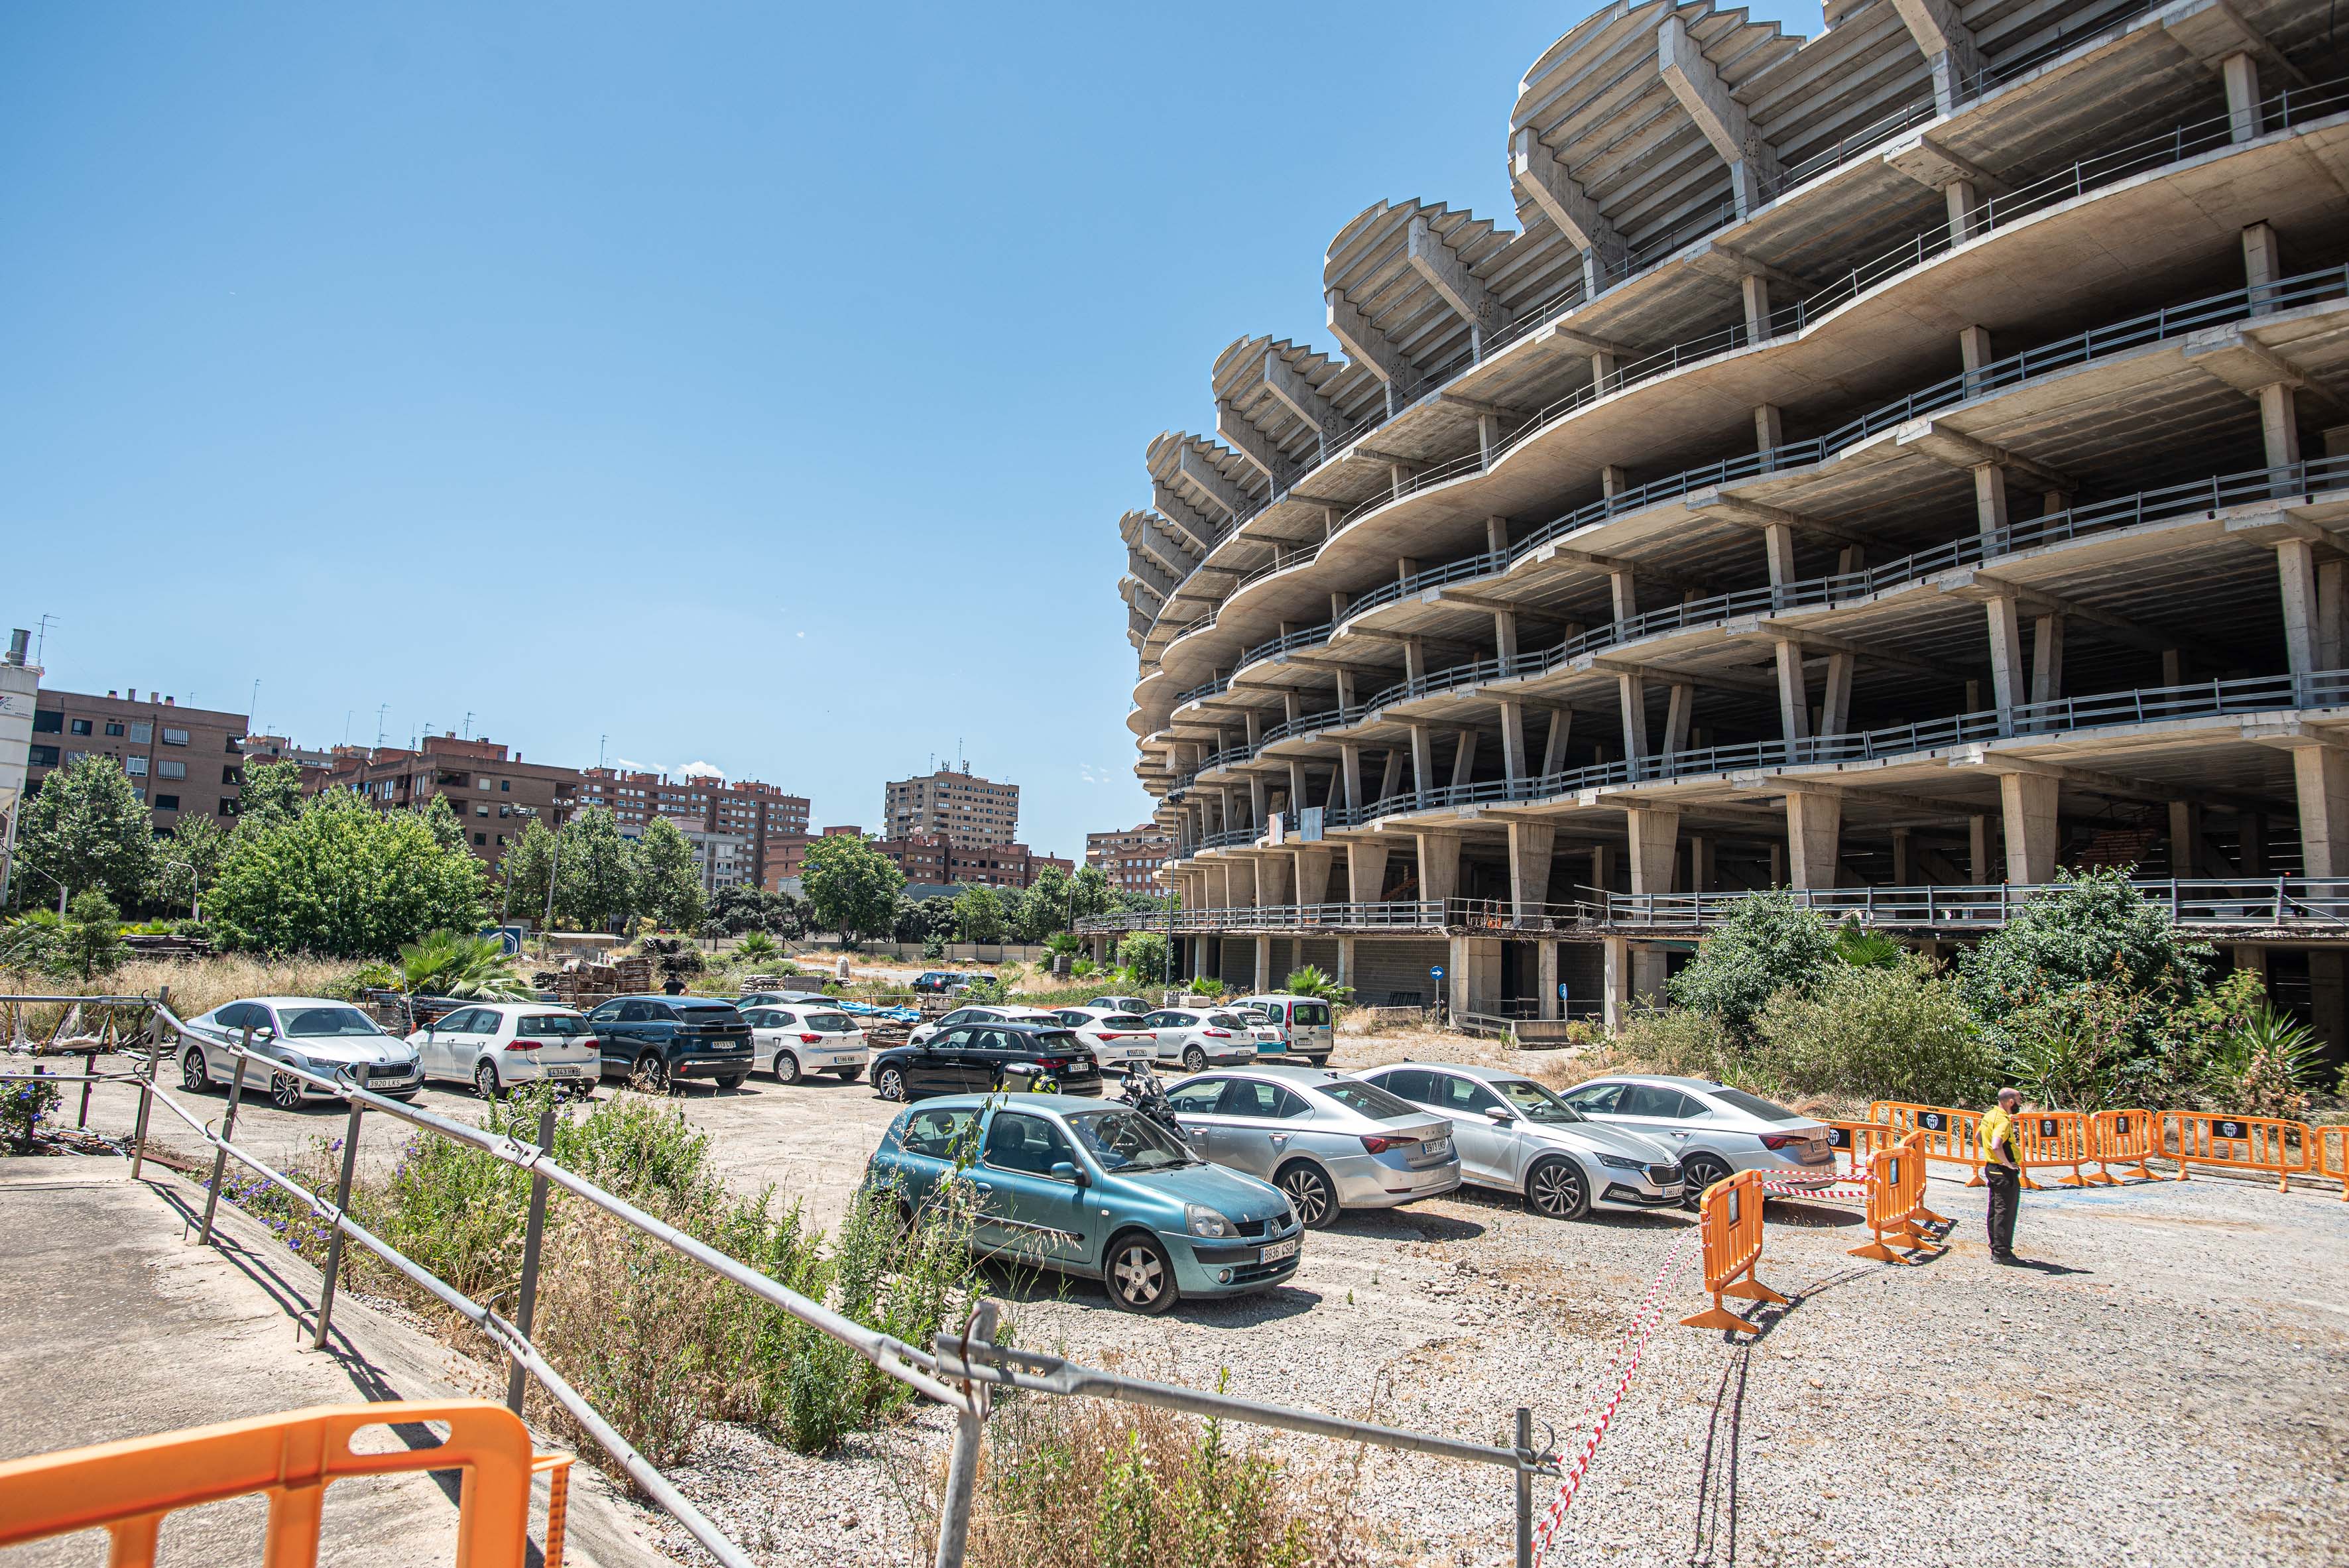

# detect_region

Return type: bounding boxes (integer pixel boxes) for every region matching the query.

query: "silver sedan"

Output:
[1353,1062,1684,1219]
[1162,1065,1461,1227]
[1556,1074,1836,1203]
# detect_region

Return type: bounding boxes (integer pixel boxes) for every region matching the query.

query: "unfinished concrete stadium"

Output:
[1093,0,2349,1053]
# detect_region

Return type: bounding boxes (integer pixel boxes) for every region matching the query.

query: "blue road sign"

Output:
[1430,965,1445,979]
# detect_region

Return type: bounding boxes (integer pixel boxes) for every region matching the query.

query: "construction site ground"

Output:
[19,1031,2349,1567]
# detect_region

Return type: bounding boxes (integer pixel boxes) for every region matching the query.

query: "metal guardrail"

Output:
[10,995,1565,1568]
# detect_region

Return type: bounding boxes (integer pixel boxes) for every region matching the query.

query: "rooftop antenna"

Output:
[33,613,58,666]
[375,704,389,749]
[462,709,474,737]
[343,710,353,746]
[598,734,608,770]
[249,678,261,726]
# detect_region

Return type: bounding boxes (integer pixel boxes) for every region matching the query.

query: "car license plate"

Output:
[1260,1238,1299,1263]
[1425,1137,1452,1158]
[548,1065,589,1077]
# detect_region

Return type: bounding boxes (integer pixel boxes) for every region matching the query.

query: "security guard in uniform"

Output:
[1979,1087,2024,1264]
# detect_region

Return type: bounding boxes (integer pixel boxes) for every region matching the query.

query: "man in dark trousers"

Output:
[1979,1087,2025,1264]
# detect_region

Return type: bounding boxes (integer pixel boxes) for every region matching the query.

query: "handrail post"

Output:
[1515,1406,1535,1568]
[933,1301,1000,1568]
[129,985,164,1181]
[313,1097,365,1351]
[197,1025,255,1247]
[507,1104,557,1411]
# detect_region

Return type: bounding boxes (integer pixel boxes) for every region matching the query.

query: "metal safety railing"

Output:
[7,993,1567,1568]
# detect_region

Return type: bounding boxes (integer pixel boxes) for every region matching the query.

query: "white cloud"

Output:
[678,760,726,780]
[614,756,665,774]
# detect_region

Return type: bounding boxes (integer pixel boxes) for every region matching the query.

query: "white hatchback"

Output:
[744,1004,870,1084]
[405,1004,601,1097]
[1050,1007,1160,1069]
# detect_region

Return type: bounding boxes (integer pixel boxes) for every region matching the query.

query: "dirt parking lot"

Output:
[67,1032,2349,1567]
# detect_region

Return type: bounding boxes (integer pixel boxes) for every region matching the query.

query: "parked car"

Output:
[178,998,423,1108]
[404,1003,601,1099]
[581,995,756,1093]
[914,971,974,995]
[1228,994,1336,1065]
[861,1094,1301,1312]
[1050,1007,1160,1069]
[1556,1075,1836,1203]
[1160,1065,1461,1227]
[871,1020,1103,1103]
[736,990,835,1008]
[1353,1062,1683,1219]
[1140,1008,1276,1073]
[907,1004,1063,1047]
[1084,994,1152,1014]
[743,1003,869,1083]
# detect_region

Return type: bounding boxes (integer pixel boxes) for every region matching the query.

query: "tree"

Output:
[1957,867,2212,1046]
[499,818,558,924]
[235,758,306,834]
[56,891,131,982]
[421,794,469,855]
[554,808,640,933]
[802,835,904,941]
[954,885,1007,944]
[209,791,487,957]
[635,817,707,932]
[397,929,530,1000]
[1283,965,1351,1003]
[1067,866,1117,923]
[1665,890,1839,1041]
[10,755,156,910]
[154,812,229,917]
[1009,863,1074,943]
[1114,930,1169,987]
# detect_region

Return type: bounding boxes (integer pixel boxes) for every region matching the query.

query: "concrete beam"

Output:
[2184,327,2348,410]
[1686,489,1889,548]
[1886,133,2008,195]
[1592,654,1779,699]
[1177,445,1256,521]
[1407,213,1512,341]
[1262,351,1344,446]
[1734,621,1951,679]
[1216,400,1295,491]
[1939,570,2230,664]
[1890,0,1986,115]
[1325,286,1420,398]
[1151,482,1225,552]
[1510,127,1626,272]
[1657,15,1781,212]
[1894,421,2073,491]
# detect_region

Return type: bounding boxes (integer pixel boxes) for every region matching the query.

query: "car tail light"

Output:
[1361,1134,1402,1154]
[507,1040,542,1052]
[1203,1028,1231,1038]
[799,1033,821,1044]
[1760,1133,1801,1151]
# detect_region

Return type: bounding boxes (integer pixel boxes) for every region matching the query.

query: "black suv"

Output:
[869,1020,1102,1103]
[584,995,755,1091]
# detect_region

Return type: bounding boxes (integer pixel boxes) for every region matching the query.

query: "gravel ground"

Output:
[46,1029,2349,1567]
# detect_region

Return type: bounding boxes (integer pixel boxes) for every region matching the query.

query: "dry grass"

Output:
[1,951,368,1037]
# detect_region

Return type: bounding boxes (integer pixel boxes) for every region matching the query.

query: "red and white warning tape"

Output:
[1752,1151,1878,1201]
[1529,1224,1701,1568]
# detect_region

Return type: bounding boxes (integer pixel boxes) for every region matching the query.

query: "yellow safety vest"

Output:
[1980,1105,2021,1169]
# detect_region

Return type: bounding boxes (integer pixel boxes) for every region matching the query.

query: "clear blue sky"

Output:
[1,1,1820,859]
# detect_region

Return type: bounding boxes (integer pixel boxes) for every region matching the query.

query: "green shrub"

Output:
[2,1076,60,1152]
[1282,965,1350,1002]
[1191,977,1227,1000]
[2199,1000,2326,1118]
[1610,1008,1746,1083]
[1958,867,2210,1055]
[1753,955,1997,1108]
[1114,930,1170,984]
[1665,891,1838,1040]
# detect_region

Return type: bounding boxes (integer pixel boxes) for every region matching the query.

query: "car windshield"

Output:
[1206,1012,1254,1030]
[1493,1078,1583,1124]
[1102,1014,1148,1029]
[806,1012,854,1032]
[516,1014,590,1038]
[1066,1109,1195,1171]
[1292,1002,1330,1026]
[278,1006,385,1039]
[1314,1080,1421,1121]
[1712,1087,1804,1122]
[677,1004,739,1020]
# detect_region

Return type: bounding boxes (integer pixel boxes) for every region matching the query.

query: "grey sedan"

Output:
[1556,1075,1835,1203]
[1354,1062,1685,1219]
[1163,1065,1461,1227]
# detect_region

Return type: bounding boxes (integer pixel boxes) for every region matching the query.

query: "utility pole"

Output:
[33,614,58,666]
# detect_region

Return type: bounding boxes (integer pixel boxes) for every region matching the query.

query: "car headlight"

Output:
[1596,1153,1646,1172]
[1185,1203,1233,1238]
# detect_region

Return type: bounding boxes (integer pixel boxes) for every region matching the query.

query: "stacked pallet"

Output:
[613,955,655,993]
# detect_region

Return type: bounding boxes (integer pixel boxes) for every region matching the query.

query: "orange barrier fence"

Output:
[2318,1125,2349,1202]
[1869,1101,1991,1185]
[0,1400,566,1568]
[2017,1110,2095,1188]
[1679,1170,1785,1337]
[2159,1111,2313,1193]
[1824,1119,1899,1175]
[1848,1132,1949,1264]
[2088,1109,2159,1183]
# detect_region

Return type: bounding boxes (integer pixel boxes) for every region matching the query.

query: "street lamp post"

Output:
[1162,859,1177,1004]
[162,859,201,922]
[22,864,68,917]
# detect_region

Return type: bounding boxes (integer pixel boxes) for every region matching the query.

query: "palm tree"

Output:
[397,930,532,1000]
[1282,965,1351,1003]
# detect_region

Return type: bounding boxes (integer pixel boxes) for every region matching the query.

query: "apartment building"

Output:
[26,686,247,832]
[247,735,335,769]
[319,733,579,869]
[672,824,754,894]
[1092,0,2349,1057]
[580,768,810,884]
[1087,823,1174,896]
[883,766,1020,846]
[760,828,1070,893]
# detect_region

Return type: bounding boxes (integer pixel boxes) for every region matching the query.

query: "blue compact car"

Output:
[861,1094,1303,1313]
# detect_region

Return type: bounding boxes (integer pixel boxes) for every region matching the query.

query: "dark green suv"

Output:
[583,995,755,1092]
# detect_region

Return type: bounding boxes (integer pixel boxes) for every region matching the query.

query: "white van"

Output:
[1230,994,1336,1065]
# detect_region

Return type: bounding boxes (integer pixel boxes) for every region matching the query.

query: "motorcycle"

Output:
[1115,1060,1192,1147]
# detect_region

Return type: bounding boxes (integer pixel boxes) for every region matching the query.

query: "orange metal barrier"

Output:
[0,1400,566,1567]
[1870,1101,1992,1185]
[2159,1111,2313,1193]
[1679,1170,1785,1337]
[1824,1119,1899,1175]
[2318,1125,2349,1202]
[1848,1132,1948,1264]
[2017,1109,2095,1188]
[2088,1109,2159,1183]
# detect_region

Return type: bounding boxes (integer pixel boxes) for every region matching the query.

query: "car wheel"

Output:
[772,1050,801,1085]
[631,1052,672,1095]
[474,1060,500,1100]
[716,1073,746,1091]
[1276,1162,1339,1229]
[833,1065,863,1083]
[1526,1156,1591,1221]
[180,1046,211,1094]
[269,1072,304,1111]
[1103,1233,1178,1315]
[1682,1153,1733,1211]
[875,1064,908,1102]
[1181,1045,1207,1073]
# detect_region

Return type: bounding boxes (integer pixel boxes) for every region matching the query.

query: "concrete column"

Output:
[1450,729,1478,789]
[1254,935,1272,993]
[2029,615,2065,703]
[1508,821,1556,920]
[2261,382,2301,469]
[2000,772,2060,884]
[1591,351,1620,394]
[1294,846,1333,906]
[1602,935,1632,1031]
[1821,653,1854,736]
[2280,538,2321,674]
[1960,324,1992,392]
[1664,683,1693,756]
[1986,595,2027,728]
[1892,828,1913,885]
[2232,943,2270,982]
[1410,724,1435,800]
[2222,52,2263,144]
[1610,570,1638,623]
[2169,800,2201,878]
[1450,934,1502,1018]
[1770,842,1785,886]
[1417,830,1462,906]
[1330,589,1351,624]
[1346,841,1389,906]
[1632,945,1669,1004]
[2309,951,2349,1068]
[1689,835,1717,893]
[1231,859,1260,908]
[1764,522,1797,590]
[1593,843,1618,894]
[1537,941,1561,1020]
[1754,402,1783,464]
[1335,935,1356,994]
[1288,759,1309,817]
[1600,464,1629,497]
[1741,273,1772,343]
[1618,670,1650,765]
[1626,808,1679,895]
[1773,640,1811,741]
[1974,461,2009,532]
[1256,852,1292,908]
[1785,790,1843,890]
[1248,773,1268,829]
[1378,749,1404,803]
[1340,744,1364,810]
[2293,745,2349,877]
[1335,667,1358,711]
[1970,814,1990,881]
[1404,635,1427,686]
[2321,561,2345,670]
[1500,699,1528,782]
[1541,709,1573,776]
[1244,710,1262,747]
[1945,178,1980,243]
[1492,607,1519,670]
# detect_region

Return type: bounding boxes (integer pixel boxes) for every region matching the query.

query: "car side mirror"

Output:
[1050,1160,1087,1187]
[1485,1107,1514,1122]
